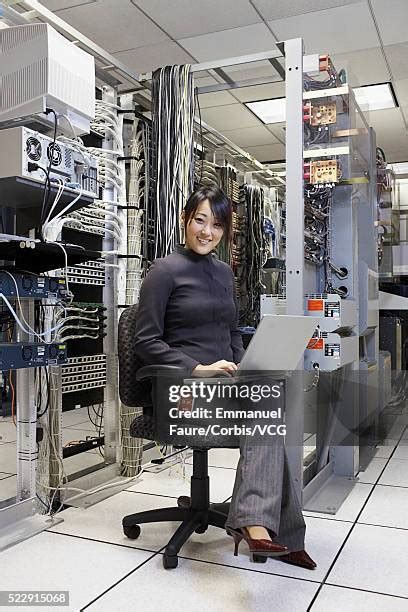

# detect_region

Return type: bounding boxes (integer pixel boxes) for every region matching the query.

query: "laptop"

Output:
[237,314,319,374]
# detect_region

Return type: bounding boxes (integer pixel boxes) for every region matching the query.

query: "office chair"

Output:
[118,304,243,570]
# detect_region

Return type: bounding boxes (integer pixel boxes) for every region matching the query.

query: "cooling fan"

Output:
[25,136,42,161]
[47,142,63,166]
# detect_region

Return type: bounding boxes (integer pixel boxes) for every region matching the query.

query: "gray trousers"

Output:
[226,433,306,552]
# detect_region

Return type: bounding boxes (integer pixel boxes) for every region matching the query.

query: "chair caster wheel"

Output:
[195,525,207,534]
[123,524,141,540]
[252,554,267,563]
[163,554,178,569]
[177,496,190,508]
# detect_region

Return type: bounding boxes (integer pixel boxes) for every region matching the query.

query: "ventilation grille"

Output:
[1,58,47,113]
[0,24,46,54]
[47,142,62,166]
[64,148,72,168]
[25,136,42,161]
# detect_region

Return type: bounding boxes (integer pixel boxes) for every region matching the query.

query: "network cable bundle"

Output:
[262,188,284,296]
[236,184,266,327]
[125,117,146,305]
[216,166,240,266]
[194,159,220,189]
[151,65,195,258]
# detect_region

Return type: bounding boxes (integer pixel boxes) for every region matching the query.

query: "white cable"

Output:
[58,114,79,141]
[0,293,63,339]
[43,179,66,228]
[45,242,72,300]
[46,185,83,227]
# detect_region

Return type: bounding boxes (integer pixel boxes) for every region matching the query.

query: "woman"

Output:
[134,186,316,569]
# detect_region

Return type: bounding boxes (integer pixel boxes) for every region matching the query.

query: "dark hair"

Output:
[184,186,233,243]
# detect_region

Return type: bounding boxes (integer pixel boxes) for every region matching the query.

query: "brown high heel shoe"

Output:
[226,527,288,558]
[278,550,317,570]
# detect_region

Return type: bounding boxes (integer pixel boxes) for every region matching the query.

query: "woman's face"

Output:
[184,199,224,255]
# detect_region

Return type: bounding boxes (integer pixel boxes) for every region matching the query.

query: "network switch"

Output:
[0,343,67,370]
[0,272,68,300]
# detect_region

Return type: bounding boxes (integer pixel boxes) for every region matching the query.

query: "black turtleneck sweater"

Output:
[134,245,245,373]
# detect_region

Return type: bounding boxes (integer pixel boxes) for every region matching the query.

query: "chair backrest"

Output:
[118,304,152,408]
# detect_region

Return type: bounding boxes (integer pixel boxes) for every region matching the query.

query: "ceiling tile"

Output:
[395,79,408,110]
[41,0,96,10]
[331,47,390,87]
[114,42,194,74]
[384,43,408,80]
[194,75,218,86]
[201,104,261,131]
[267,122,286,143]
[245,143,286,162]
[367,107,404,130]
[268,3,379,54]
[178,23,277,62]
[385,148,408,163]
[41,0,97,12]
[371,0,408,46]
[232,82,285,102]
[57,0,169,53]
[133,0,262,39]
[366,108,408,150]
[252,0,360,20]
[221,126,280,147]
[197,91,239,109]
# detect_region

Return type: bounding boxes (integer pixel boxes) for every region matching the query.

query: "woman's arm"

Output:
[134,259,200,372]
[230,269,245,363]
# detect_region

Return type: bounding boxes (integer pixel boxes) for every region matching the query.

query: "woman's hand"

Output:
[192,360,238,377]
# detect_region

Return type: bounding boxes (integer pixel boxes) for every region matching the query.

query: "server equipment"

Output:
[0,271,68,300]
[0,342,67,370]
[0,126,99,208]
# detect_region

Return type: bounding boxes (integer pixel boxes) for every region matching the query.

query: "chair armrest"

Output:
[136,365,187,381]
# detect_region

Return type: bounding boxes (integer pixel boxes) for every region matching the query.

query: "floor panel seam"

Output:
[356,521,408,532]
[80,549,164,611]
[306,425,407,611]
[323,582,408,600]
[173,552,322,584]
[46,528,161,554]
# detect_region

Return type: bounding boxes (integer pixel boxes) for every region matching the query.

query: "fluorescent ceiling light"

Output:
[353,83,397,112]
[245,82,397,126]
[245,98,285,124]
[389,162,408,175]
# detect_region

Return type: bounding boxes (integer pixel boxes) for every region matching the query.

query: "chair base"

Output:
[122,499,229,569]
[122,449,231,569]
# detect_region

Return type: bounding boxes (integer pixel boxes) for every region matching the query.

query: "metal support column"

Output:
[101,86,121,466]
[282,38,306,503]
[284,38,304,315]
[16,301,36,501]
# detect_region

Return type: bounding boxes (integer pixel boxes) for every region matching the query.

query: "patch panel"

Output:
[62,372,106,384]
[62,363,106,375]
[62,379,107,394]
[61,354,106,393]
[65,354,106,364]
[55,265,105,286]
